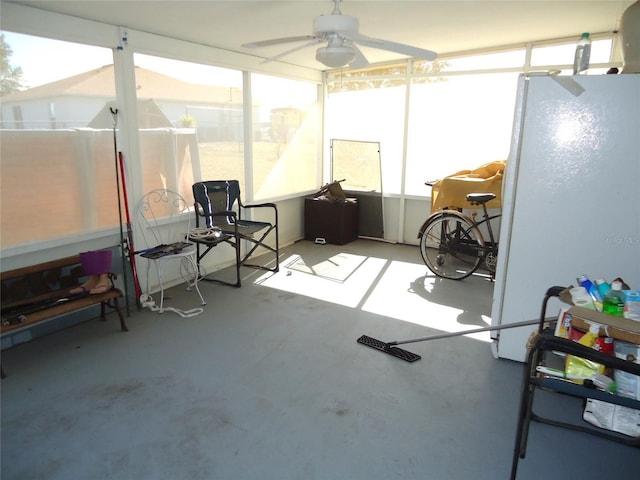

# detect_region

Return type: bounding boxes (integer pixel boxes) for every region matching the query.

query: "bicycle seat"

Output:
[466,193,496,205]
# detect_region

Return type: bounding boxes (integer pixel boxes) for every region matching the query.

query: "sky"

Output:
[3,31,113,88]
[2,31,242,89]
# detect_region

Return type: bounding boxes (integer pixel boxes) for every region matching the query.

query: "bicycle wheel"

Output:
[420,212,484,280]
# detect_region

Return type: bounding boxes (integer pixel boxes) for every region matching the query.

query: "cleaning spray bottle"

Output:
[577,322,600,348]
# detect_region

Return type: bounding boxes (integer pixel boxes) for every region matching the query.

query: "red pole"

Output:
[118,151,142,306]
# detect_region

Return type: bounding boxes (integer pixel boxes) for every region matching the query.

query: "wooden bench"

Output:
[1,255,128,377]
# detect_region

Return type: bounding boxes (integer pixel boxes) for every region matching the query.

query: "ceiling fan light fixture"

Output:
[316,46,356,68]
[245,1,436,69]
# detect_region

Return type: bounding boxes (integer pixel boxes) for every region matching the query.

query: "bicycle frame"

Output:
[418,182,503,280]
[469,203,501,251]
[418,202,501,259]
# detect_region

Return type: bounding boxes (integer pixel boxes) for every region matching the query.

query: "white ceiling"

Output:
[7,0,635,70]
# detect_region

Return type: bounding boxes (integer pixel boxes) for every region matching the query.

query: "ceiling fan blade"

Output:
[348,44,369,69]
[243,36,318,48]
[261,39,324,64]
[350,32,437,61]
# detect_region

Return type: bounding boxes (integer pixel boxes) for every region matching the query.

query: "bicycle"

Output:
[417,182,501,280]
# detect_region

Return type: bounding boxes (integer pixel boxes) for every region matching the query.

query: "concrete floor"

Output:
[2,239,638,479]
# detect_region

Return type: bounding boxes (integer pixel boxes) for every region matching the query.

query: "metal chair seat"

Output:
[137,189,205,312]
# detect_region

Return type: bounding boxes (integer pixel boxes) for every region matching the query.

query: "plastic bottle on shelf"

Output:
[595,278,611,299]
[578,322,601,348]
[577,274,602,304]
[602,280,626,317]
[573,32,592,74]
[624,290,640,320]
[570,286,596,310]
[613,277,630,290]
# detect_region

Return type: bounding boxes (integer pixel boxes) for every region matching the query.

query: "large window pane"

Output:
[417,49,525,72]
[531,38,612,67]
[0,32,115,248]
[326,63,408,89]
[405,73,519,196]
[133,54,243,200]
[325,84,405,194]
[250,73,320,199]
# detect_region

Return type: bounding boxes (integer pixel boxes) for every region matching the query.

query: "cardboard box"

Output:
[567,306,640,346]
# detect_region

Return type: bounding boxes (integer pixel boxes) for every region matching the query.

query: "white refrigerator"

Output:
[491,73,640,362]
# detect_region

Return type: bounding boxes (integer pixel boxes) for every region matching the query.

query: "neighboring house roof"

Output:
[1,64,243,105]
[89,99,173,129]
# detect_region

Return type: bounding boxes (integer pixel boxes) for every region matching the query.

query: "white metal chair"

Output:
[136,189,205,313]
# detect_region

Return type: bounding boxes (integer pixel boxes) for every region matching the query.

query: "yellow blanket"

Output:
[430,160,506,212]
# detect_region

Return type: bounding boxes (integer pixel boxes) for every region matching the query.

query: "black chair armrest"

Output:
[240,201,277,210]
[237,201,278,224]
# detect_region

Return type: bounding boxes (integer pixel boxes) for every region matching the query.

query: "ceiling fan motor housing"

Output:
[313,14,359,36]
[313,13,359,67]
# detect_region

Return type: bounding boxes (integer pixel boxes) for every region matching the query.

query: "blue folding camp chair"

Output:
[191,180,279,287]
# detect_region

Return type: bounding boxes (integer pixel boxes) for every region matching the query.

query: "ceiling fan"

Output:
[242,0,437,69]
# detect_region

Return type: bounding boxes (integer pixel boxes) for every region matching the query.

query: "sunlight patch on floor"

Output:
[256,252,494,342]
[361,260,493,342]
[256,254,387,308]
[285,252,367,282]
